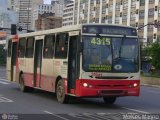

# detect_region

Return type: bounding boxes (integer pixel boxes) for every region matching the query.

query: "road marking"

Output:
[44,111,70,120]
[0,81,9,85]
[68,113,90,120]
[0,97,13,102]
[82,113,102,120]
[0,79,10,85]
[0,78,9,82]
[121,107,150,114]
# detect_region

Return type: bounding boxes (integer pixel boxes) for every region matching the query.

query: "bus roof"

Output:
[8,24,136,39]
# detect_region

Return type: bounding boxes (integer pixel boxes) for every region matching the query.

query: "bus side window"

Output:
[55,33,68,59]
[25,37,34,58]
[43,34,55,58]
[7,40,12,57]
[18,38,26,58]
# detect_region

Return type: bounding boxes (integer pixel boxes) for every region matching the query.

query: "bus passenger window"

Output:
[55,33,68,59]
[25,37,34,58]
[18,38,26,58]
[43,35,55,58]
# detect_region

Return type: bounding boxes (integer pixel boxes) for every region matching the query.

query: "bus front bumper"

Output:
[74,79,140,97]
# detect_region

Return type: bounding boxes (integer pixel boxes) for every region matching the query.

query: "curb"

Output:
[141,84,160,88]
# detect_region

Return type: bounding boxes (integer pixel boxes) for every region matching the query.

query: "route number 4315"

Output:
[91,37,111,45]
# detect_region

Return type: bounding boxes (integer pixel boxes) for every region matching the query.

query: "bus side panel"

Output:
[23,72,34,87]
[23,58,34,87]
[40,75,56,92]
[40,59,55,92]
[6,57,11,81]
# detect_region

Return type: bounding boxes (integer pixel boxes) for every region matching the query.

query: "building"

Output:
[7,0,15,10]
[0,0,18,45]
[51,0,72,6]
[35,13,62,31]
[62,2,74,26]
[50,0,73,18]
[32,4,55,30]
[13,0,43,31]
[74,0,160,45]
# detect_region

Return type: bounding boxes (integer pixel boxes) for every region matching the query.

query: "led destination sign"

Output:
[82,25,137,36]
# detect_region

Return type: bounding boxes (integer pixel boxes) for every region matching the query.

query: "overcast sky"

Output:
[44,0,51,4]
[44,0,74,4]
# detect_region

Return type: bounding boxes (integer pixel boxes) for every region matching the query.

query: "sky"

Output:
[44,0,51,4]
[44,0,74,4]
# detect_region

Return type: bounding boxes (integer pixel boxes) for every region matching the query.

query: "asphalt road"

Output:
[0,66,160,120]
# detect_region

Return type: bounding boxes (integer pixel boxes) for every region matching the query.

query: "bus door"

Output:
[34,36,43,88]
[11,42,18,82]
[68,31,80,93]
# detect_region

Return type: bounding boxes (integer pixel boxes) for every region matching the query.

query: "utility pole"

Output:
[27,0,30,32]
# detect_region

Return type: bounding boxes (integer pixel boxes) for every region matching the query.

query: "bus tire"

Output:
[103,96,117,104]
[19,74,28,92]
[56,79,69,104]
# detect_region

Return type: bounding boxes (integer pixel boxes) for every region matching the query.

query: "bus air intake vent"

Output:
[100,90,125,96]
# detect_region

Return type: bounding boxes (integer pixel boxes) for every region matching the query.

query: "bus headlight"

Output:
[133,83,138,87]
[83,83,88,87]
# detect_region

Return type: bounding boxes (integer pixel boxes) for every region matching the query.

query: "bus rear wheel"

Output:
[103,96,117,104]
[56,79,69,104]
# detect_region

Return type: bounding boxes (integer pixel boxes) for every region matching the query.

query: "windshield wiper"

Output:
[118,35,126,59]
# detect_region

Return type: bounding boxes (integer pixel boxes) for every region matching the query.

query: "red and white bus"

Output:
[7,24,140,104]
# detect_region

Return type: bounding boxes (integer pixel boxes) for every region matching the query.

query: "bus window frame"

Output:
[7,39,12,57]
[55,33,69,59]
[18,37,27,58]
[25,37,35,58]
[43,34,55,59]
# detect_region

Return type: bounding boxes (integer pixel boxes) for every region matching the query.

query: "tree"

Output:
[0,45,7,66]
[148,42,160,70]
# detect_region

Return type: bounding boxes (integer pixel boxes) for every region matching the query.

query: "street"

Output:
[0,66,160,120]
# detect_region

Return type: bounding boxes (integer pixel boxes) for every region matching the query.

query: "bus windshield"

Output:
[82,36,139,73]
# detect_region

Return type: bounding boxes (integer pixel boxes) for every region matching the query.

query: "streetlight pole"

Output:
[27,0,30,32]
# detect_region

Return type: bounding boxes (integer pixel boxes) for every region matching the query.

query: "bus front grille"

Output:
[100,90,125,96]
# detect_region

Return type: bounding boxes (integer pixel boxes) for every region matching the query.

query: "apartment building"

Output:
[35,13,62,31]
[32,4,55,30]
[62,2,74,26]
[13,0,43,31]
[74,0,160,44]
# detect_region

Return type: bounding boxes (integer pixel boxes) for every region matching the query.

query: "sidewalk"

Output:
[141,76,160,87]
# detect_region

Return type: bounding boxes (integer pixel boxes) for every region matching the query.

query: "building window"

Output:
[155,6,158,11]
[130,12,136,20]
[139,10,144,19]
[122,13,127,21]
[148,8,154,17]
[153,33,157,39]
[140,0,145,6]
[149,0,155,4]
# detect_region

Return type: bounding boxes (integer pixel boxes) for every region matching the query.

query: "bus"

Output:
[7,24,140,104]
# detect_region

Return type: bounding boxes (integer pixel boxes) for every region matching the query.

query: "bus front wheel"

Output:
[103,96,117,104]
[19,74,27,92]
[56,79,69,104]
